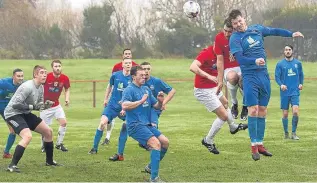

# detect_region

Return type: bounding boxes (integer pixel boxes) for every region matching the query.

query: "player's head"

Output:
[122,49,132,59]
[284,45,293,59]
[140,62,151,80]
[131,65,145,86]
[122,58,132,72]
[228,9,247,32]
[33,65,47,84]
[51,60,62,75]
[12,68,24,85]
[223,18,233,38]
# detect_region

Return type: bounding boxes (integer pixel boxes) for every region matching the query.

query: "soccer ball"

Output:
[183,1,200,18]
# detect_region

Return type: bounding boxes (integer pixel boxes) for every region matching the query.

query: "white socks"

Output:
[205,118,225,144]
[106,120,115,140]
[227,82,238,105]
[226,108,238,131]
[57,126,67,145]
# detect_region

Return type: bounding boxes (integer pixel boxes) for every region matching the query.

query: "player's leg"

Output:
[257,73,272,157]
[55,105,68,151]
[6,114,32,172]
[280,96,290,139]
[225,68,240,118]
[102,119,115,145]
[109,117,128,161]
[139,109,159,151]
[1,111,16,159]
[194,88,226,154]
[291,95,300,140]
[218,95,248,134]
[39,108,54,152]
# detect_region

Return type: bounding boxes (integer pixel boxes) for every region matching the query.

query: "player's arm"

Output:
[274,63,283,86]
[11,86,41,110]
[152,91,163,110]
[121,89,147,111]
[261,26,304,38]
[214,35,225,87]
[104,83,113,106]
[229,35,258,65]
[298,62,304,90]
[189,60,217,83]
[159,80,176,108]
[65,87,70,106]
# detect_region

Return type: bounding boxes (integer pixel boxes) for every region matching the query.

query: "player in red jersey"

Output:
[101,48,138,145]
[190,45,247,154]
[214,19,248,120]
[40,60,70,152]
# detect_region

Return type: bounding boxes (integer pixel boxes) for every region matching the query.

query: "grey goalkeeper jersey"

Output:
[4,80,44,119]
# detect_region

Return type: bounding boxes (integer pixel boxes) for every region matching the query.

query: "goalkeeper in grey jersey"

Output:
[4,65,61,173]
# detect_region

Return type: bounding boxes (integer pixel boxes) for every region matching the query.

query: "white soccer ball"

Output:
[183,1,200,18]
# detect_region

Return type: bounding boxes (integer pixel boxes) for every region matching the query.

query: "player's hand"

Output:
[207,75,218,83]
[103,100,108,107]
[298,84,303,90]
[119,110,126,116]
[281,85,287,91]
[34,102,44,111]
[65,100,70,107]
[229,53,235,62]
[157,91,165,103]
[44,100,55,109]
[216,82,223,95]
[255,58,266,66]
[140,94,148,104]
[292,32,304,38]
[161,104,166,111]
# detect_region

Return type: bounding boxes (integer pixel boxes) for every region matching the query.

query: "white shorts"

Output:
[40,104,66,125]
[194,87,223,112]
[224,66,241,83]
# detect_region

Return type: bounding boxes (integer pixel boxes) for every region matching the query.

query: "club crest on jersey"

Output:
[150,85,154,90]
[288,68,296,76]
[54,82,58,87]
[117,82,125,91]
[295,64,298,68]
[247,36,260,48]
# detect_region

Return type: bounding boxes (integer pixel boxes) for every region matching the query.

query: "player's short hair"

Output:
[140,61,151,66]
[51,59,62,67]
[33,65,46,78]
[13,68,23,75]
[285,45,293,50]
[228,9,242,21]
[224,18,232,28]
[123,48,131,54]
[131,66,143,76]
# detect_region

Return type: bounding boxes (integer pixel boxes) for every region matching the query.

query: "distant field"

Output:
[0,59,316,182]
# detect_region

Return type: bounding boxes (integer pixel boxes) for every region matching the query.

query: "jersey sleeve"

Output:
[229,34,243,55]
[274,62,283,86]
[64,76,70,89]
[257,25,293,37]
[112,65,119,73]
[157,79,172,94]
[195,50,208,64]
[10,84,31,105]
[213,34,224,56]
[122,87,133,102]
[109,73,116,86]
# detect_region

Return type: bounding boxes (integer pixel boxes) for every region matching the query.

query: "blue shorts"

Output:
[243,71,271,107]
[128,124,162,146]
[102,105,125,123]
[281,95,299,110]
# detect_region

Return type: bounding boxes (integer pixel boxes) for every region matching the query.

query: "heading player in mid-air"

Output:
[0,69,24,158]
[275,45,304,140]
[214,18,248,120]
[190,45,248,154]
[228,9,304,160]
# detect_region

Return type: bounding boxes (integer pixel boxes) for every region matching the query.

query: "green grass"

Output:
[0,59,316,182]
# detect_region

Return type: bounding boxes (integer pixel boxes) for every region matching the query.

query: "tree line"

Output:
[0,0,316,61]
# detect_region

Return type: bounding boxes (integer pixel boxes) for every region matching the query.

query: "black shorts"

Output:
[6,113,42,134]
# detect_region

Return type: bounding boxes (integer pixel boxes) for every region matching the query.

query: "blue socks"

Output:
[248,116,257,144]
[93,129,103,150]
[292,116,299,133]
[282,118,289,133]
[150,149,160,180]
[4,133,16,154]
[118,123,128,155]
[160,147,167,161]
[257,117,265,143]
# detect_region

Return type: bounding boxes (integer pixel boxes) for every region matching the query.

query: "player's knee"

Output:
[22,133,33,144]
[59,119,67,127]
[248,106,259,116]
[148,137,161,150]
[227,72,239,85]
[161,137,169,149]
[282,111,288,119]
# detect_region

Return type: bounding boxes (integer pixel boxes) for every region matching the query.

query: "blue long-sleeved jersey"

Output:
[0,78,20,110]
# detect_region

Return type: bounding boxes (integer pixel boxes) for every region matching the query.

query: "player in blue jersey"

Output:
[228,9,304,161]
[275,45,304,140]
[0,69,24,159]
[88,58,132,154]
[121,65,168,182]
[108,61,176,161]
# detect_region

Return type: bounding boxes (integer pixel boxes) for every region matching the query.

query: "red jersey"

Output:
[112,60,138,73]
[194,46,218,89]
[44,72,70,107]
[214,31,239,69]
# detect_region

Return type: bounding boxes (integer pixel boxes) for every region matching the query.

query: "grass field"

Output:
[0,59,316,182]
